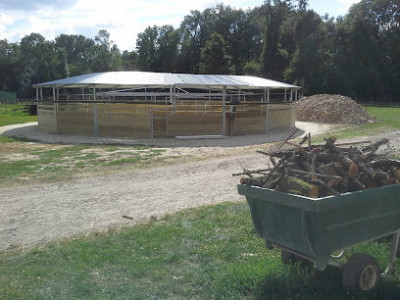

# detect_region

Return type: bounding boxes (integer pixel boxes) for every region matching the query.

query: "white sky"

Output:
[0,0,362,51]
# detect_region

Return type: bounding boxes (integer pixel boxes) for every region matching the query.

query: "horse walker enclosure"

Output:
[34,71,300,139]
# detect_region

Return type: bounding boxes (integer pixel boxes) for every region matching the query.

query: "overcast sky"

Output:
[0,0,362,51]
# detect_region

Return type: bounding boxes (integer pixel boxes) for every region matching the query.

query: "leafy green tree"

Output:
[333,1,386,97]
[136,26,160,71]
[178,10,210,73]
[0,40,21,92]
[199,33,230,74]
[92,29,122,72]
[121,50,138,70]
[258,0,291,80]
[156,25,179,72]
[19,33,58,97]
[55,34,96,76]
[136,25,180,72]
[283,9,330,94]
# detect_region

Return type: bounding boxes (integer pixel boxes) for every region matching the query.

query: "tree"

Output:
[199,33,230,74]
[283,9,330,94]
[258,0,291,80]
[55,34,96,76]
[178,10,210,73]
[92,29,122,72]
[121,50,137,70]
[136,25,179,72]
[333,1,387,97]
[0,40,21,92]
[156,25,179,72]
[136,26,160,71]
[19,33,57,97]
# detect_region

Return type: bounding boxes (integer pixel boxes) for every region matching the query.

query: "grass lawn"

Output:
[0,103,38,126]
[329,106,400,140]
[0,202,399,299]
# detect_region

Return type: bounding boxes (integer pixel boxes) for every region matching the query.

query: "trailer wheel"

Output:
[281,250,312,269]
[342,253,380,292]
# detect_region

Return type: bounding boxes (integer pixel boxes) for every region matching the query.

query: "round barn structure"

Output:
[33,71,300,138]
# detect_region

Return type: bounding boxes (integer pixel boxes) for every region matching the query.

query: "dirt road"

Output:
[0,153,261,251]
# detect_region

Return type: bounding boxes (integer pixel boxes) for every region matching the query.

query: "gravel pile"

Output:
[296,94,376,125]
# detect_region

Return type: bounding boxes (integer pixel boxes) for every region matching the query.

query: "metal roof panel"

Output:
[33,71,300,89]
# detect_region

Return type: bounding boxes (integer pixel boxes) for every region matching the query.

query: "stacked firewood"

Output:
[236,136,400,198]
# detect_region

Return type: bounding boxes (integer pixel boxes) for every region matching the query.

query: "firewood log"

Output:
[276,175,319,198]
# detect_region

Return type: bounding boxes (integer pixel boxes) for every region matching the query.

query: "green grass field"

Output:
[0,203,399,299]
[0,103,38,126]
[330,106,400,139]
[0,106,400,299]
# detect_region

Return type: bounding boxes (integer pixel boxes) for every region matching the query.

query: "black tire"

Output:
[342,253,380,293]
[281,250,313,269]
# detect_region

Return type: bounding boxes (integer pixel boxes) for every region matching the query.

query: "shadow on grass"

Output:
[258,265,400,300]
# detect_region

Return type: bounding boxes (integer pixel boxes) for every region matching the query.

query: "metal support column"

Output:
[93,88,98,137]
[222,86,226,136]
[53,87,58,133]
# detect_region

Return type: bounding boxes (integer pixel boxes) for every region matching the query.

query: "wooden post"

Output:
[265,89,270,134]
[222,86,226,136]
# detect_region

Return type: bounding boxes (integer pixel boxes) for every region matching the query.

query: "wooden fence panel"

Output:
[37,102,296,138]
[167,111,222,136]
[268,104,295,131]
[229,105,266,136]
[56,104,94,135]
[37,104,56,133]
[106,111,151,138]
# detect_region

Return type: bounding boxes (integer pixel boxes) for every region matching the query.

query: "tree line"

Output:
[1,0,399,101]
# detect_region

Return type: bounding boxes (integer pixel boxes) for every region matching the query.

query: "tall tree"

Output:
[178,10,213,73]
[19,33,57,97]
[199,33,230,74]
[283,9,330,94]
[55,34,96,76]
[0,40,21,92]
[136,26,160,71]
[258,0,291,80]
[92,29,122,72]
[156,25,179,72]
[334,1,386,97]
[121,50,138,70]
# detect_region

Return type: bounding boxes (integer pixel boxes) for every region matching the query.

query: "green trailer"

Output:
[238,183,400,292]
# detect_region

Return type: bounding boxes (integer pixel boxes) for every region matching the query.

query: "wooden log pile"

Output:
[236,136,400,198]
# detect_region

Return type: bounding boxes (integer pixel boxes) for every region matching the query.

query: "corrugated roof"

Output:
[33,71,300,90]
